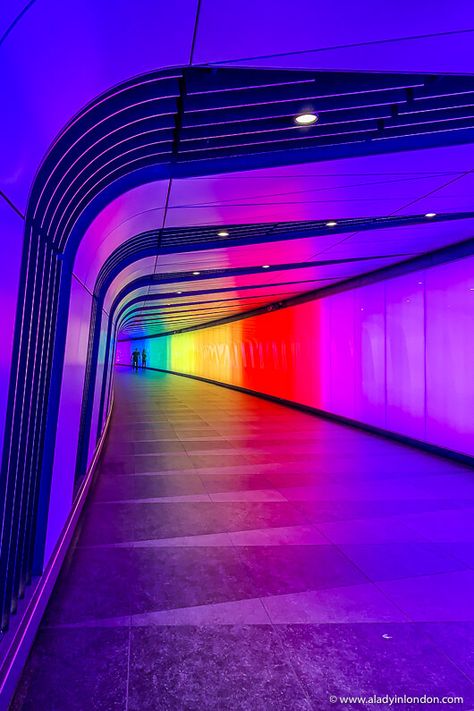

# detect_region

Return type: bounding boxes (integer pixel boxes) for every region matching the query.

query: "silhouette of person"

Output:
[131,349,140,372]
[141,349,147,369]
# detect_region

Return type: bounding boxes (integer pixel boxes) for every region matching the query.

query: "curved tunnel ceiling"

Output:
[26,65,474,344]
[31,65,474,247]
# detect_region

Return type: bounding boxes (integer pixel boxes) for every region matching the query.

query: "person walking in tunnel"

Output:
[141,349,147,369]
[131,348,140,372]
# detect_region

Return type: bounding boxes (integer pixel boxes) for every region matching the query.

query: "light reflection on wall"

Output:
[45,279,112,563]
[117,255,474,458]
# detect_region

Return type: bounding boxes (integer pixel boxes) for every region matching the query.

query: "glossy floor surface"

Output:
[13,369,474,710]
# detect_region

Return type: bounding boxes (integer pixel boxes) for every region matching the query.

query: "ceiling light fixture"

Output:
[193,271,201,275]
[295,113,318,126]
[217,230,229,237]
[262,264,270,269]
[425,212,437,218]
[326,221,338,227]
[177,291,182,294]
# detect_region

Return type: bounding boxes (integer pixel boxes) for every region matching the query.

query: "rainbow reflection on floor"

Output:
[13,369,474,710]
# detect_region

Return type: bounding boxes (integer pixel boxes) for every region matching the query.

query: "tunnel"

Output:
[1,3,474,709]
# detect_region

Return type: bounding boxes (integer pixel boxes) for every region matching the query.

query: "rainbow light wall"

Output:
[117,253,474,459]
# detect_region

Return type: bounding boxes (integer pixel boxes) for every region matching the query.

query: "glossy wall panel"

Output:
[45,279,112,564]
[118,254,474,458]
[45,278,93,561]
[88,315,110,468]
[385,275,425,440]
[425,260,474,454]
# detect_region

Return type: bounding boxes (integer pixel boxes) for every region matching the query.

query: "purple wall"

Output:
[125,254,474,459]
[45,278,91,561]
[45,278,112,563]
[87,315,110,468]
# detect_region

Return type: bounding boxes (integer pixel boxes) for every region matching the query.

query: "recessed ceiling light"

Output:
[295,113,318,126]
[193,271,201,275]
[425,212,437,218]
[262,264,270,269]
[217,230,229,237]
[326,221,338,227]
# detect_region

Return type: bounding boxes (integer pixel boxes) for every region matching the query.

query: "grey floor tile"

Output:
[11,628,128,711]
[278,623,474,711]
[128,626,311,711]
[14,370,474,710]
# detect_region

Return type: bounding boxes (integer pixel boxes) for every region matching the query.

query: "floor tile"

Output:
[128,626,311,711]
[278,623,474,710]
[14,369,474,710]
[337,541,468,582]
[417,622,474,681]
[239,545,368,597]
[377,570,474,621]
[129,546,260,613]
[229,524,328,546]
[92,472,207,501]
[262,582,408,623]
[11,628,128,711]
[130,597,270,626]
[316,516,428,544]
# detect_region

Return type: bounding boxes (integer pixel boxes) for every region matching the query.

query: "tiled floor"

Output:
[12,369,474,710]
